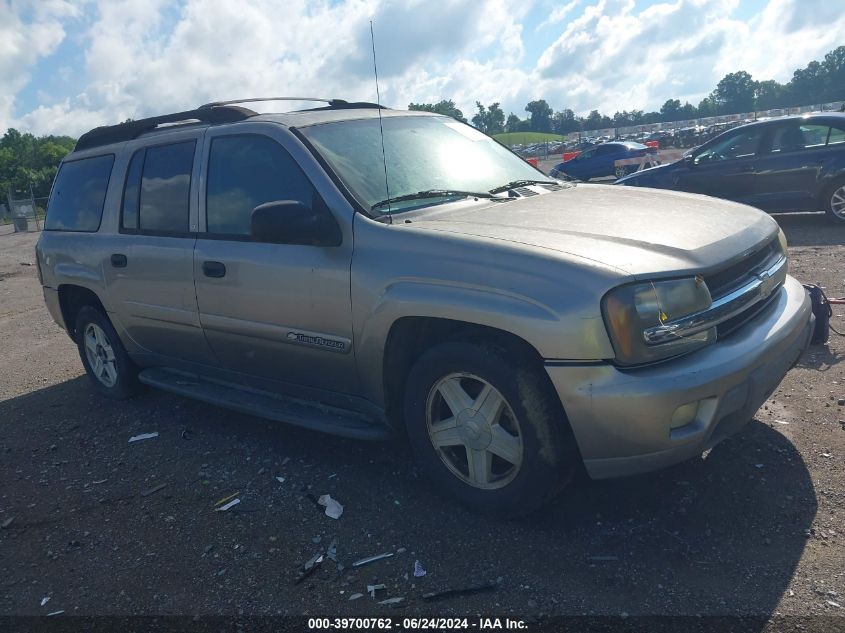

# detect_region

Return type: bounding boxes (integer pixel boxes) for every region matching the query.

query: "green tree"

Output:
[821,46,845,102]
[505,113,522,133]
[0,128,75,199]
[659,99,681,122]
[408,99,467,122]
[711,71,757,114]
[551,108,579,134]
[755,80,784,110]
[525,99,553,132]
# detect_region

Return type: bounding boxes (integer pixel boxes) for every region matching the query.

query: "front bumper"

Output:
[545,275,813,479]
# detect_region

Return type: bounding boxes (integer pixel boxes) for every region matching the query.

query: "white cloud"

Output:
[5,0,845,136]
[537,0,580,30]
[0,0,83,132]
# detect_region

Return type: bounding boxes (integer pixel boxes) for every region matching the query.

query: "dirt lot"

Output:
[1,212,844,630]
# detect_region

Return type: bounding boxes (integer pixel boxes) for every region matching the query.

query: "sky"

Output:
[2,0,844,137]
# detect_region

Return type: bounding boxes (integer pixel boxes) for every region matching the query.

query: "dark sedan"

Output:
[550,142,653,181]
[617,113,845,223]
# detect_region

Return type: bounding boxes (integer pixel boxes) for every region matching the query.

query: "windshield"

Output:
[300,115,547,215]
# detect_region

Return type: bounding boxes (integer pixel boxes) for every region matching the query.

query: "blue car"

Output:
[549,141,652,181]
[616,113,845,223]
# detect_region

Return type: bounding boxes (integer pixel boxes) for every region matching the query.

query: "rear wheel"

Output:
[75,306,140,399]
[404,342,578,516]
[825,178,845,223]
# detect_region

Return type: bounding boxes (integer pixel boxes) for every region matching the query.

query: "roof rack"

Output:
[74,98,388,152]
[199,97,386,111]
[74,105,257,152]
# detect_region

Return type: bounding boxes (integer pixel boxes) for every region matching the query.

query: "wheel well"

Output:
[58,285,106,340]
[382,317,546,428]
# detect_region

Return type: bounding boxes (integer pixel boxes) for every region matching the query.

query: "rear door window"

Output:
[137,141,195,233]
[45,155,114,232]
[827,126,845,146]
[770,123,829,153]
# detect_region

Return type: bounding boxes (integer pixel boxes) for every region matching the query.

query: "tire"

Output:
[403,342,579,517]
[614,165,629,179]
[824,177,845,224]
[75,305,141,399]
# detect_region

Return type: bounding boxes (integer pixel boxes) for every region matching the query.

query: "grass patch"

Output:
[493,132,567,146]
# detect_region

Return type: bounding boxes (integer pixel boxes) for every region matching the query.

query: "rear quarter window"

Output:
[45,154,114,232]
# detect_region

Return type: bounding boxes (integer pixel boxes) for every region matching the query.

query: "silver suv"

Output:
[36,98,814,515]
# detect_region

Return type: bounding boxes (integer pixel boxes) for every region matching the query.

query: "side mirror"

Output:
[250,200,341,246]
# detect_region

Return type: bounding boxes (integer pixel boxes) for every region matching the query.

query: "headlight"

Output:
[602,277,715,365]
[776,228,787,256]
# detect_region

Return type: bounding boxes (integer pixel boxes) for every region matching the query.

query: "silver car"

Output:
[36,98,814,515]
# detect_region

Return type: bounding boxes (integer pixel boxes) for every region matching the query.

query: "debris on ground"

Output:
[40,597,50,607]
[180,428,192,440]
[1,516,14,529]
[128,432,158,443]
[413,560,426,577]
[318,494,344,519]
[275,476,285,483]
[422,580,498,602]
[215,498,240,512]
[348,593,364,601]
[367,584,386,598]
[295,552,325,585]
[213,492,240,508]
[352,552,394,568]
[140,483,167,497]
[47,611,64,617]
[379,597,404,605]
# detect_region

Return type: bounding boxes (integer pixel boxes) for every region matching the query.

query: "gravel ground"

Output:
[0,214,844,630]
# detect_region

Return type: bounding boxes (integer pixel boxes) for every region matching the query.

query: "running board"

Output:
[137,368,391,440]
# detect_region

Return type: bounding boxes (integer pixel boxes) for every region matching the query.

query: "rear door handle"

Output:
[110,254,127,268]
[202,261,226,278]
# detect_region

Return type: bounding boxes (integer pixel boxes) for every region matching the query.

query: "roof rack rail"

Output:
[199,97,386,111]
[74,104,257,152]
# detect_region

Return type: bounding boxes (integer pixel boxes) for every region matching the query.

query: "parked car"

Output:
[37,99,813,516]
[550,141,654,180]
[617,113,845,222]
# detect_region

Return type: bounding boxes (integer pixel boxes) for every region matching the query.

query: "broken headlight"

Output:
[602,277,715,365]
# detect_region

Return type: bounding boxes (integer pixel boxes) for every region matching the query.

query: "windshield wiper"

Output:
[371,189,494,212]
[488,179,560,194]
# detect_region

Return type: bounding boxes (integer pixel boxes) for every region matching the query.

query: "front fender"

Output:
[354,278,613,407]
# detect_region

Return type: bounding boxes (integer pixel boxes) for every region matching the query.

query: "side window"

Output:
[695,128,763,164]
[206,135,315,236]
[770,124,828,153]
[138,141,195,233]
[45,155,114,232]
[828,126,845,146]
[121,150,144,230]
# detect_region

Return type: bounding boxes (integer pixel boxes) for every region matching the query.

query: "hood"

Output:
[615,160,680,184]
[405,184,779,278]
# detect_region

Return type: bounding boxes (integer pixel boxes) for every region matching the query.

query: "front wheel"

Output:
[403,342,578,516]
[825,178,845,223]
[75,305,141,399]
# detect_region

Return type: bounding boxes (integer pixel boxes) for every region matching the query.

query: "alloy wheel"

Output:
[425,373,523,490]
[831,185,845,220]
[83,323,118,388]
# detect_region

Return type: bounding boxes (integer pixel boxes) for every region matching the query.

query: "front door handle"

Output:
[110,253,127,268]
[202,261,226,278]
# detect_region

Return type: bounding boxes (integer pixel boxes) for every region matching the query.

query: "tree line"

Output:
[410,46,845,135]
[1,128,76,200]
